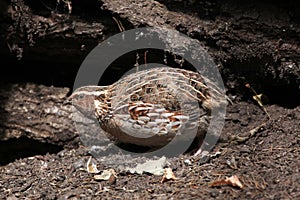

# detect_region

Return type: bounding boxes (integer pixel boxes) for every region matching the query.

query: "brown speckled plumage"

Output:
[68,67,226,153]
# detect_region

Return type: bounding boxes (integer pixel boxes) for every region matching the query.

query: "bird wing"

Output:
[113,101,189,139]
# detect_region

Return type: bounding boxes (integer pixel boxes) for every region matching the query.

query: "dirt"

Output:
[1,101,299,199]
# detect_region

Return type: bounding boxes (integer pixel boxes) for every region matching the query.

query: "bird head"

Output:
[65,86,107,117]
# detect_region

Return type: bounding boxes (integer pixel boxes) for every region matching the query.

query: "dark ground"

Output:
[0,102,299,199]
[0,0,299,199]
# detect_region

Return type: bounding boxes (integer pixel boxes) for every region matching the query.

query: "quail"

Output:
[67,67,226,155]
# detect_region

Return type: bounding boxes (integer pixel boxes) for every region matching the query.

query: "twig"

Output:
[245,83,271,119]
[112,16,125,32]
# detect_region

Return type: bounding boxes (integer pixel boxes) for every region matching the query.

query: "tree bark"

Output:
[0,0,299,145]
[0,83,76,146]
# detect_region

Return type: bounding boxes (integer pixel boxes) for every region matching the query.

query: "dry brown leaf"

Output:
[210,175,243,189]
[86,156,100,174]
[253,94,263,107]
[94,169,117,184]
[161,168,177,183]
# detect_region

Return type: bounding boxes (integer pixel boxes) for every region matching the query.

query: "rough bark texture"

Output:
[1,0,299,103]
[0,83,75,145]
[101,0,300,104]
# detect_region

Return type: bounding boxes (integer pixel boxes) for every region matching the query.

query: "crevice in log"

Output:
[0,137,63,166]
[222,57,300,108]
[99,48,197,86]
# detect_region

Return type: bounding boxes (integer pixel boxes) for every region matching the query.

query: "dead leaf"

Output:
[161,168,177,183]
[94,169,117,184]
[86,156,100,174]
[210,175,243,189]
[253,94,263,107]
[126,156,167,176]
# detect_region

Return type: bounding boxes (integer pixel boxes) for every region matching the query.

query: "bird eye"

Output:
[78,94,84,99]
